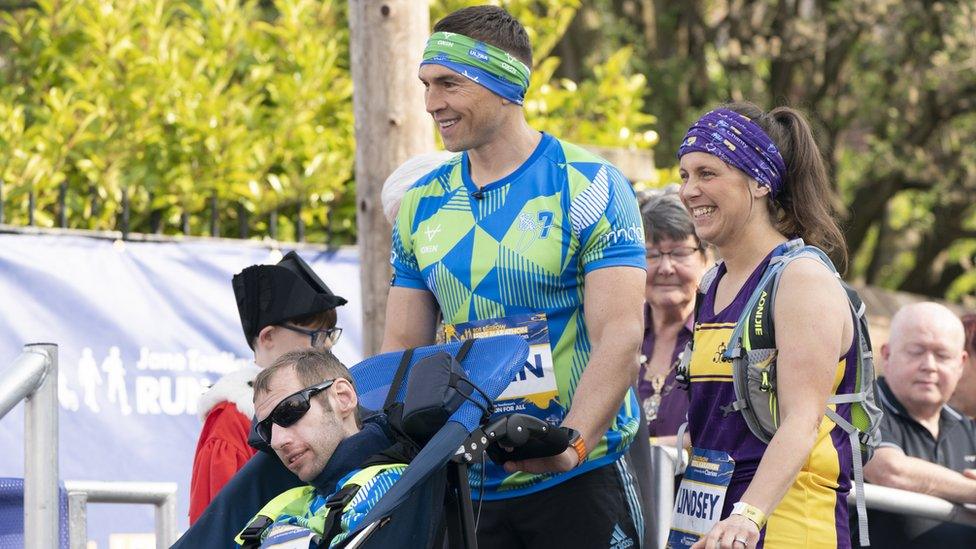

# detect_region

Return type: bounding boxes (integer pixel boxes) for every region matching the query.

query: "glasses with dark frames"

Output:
[279,324,342,348]
[255,379,336,445]
[645,245,702,264]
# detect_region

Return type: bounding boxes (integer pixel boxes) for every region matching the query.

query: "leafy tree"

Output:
[0,0,356,241]
[557,0,976,302]
[0,0,654,243]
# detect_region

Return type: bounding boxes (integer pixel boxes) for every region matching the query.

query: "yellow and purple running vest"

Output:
[689,253,857,548]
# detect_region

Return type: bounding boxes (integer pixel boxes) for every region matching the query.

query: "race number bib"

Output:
[667,448,735,548]
[260,524,322,548]
[445,313,563,425]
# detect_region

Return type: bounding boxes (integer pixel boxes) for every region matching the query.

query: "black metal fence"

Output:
[0,181,346,243]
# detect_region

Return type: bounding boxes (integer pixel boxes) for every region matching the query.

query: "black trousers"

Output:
[473,460,643,549]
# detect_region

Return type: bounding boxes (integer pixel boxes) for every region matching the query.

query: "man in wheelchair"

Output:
[231,338,571,549]
[235,349,406,548]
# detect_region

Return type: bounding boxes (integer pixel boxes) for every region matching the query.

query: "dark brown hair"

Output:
[290,308,338,330]
[724,101,848,272]
[253,349,356,414]
[433,5,532,68]
[250,308,337,350]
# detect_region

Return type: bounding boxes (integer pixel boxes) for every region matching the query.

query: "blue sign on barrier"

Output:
[0,232,363,548]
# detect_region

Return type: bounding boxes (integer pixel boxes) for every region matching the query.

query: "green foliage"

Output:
[570,0,976,302]
[0,0,654,240]
[433,0,655,153]
[1,0,354,240]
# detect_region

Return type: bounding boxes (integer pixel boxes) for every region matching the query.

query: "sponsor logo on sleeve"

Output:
[601,225,643,245]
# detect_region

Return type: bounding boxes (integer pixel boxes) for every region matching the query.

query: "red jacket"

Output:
[188,365,260,524]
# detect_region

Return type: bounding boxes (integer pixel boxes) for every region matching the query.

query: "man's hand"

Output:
[501,447,579,475]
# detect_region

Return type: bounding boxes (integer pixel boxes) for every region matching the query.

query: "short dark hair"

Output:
[253,349,356,413]
[433,5,532,67]
[250,308,338,350]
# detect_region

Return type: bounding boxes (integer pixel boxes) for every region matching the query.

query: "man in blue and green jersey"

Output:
[381,5,647,548]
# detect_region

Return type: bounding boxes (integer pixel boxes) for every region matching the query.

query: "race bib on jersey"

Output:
[445,313,563,426]
[259,524,322,548]
[667,447,735,548]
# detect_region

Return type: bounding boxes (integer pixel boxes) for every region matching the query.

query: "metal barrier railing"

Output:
[1,343,179,548]
[646,444,976,547]
[64,481,178,549]
[0,343,60,548]
[851,483,976,527]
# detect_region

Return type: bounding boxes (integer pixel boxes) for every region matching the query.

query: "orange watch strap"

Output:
[569,431,587,466]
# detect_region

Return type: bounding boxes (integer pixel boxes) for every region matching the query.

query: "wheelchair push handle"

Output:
[484,414,571,464]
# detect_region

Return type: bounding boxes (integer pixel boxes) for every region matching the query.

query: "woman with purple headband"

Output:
[675,103,855,549]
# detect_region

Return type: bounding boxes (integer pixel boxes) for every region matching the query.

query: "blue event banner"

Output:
[0,232,363,547]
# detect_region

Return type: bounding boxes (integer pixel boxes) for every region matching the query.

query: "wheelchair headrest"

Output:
[394,340,492,446]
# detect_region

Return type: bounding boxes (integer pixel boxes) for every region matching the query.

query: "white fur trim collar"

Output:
[197,364,261,421]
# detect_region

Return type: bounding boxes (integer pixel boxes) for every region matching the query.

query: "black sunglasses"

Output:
[255,379,336,445]
[279,324,342,348]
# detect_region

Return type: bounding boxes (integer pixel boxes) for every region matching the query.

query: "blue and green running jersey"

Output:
[237,464,407,548]
[390,133,646,499]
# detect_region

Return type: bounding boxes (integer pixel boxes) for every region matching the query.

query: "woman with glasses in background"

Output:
[188,251,347,524]
[637,186,709,446]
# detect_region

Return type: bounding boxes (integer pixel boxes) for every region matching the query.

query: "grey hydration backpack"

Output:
[676,238,883,546]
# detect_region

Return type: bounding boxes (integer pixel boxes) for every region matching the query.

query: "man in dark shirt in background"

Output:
[860,302,976,547]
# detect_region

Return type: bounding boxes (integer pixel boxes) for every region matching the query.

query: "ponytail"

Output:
[725,102,848,273]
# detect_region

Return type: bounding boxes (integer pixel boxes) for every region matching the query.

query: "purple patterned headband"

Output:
[677,109,787,197]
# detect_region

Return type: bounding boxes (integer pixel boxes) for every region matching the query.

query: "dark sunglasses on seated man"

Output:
[256,379,336,445]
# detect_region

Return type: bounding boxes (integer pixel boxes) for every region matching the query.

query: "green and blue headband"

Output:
[421,31,531,105]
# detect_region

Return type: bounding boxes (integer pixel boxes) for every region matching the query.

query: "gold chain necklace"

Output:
[641,354,677,422]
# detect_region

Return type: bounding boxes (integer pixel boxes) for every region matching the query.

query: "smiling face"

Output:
[883,304,967,420]
[419,63,508,153]
[644,235,707,313]
[253,366,344,482]
[678,151,769,248]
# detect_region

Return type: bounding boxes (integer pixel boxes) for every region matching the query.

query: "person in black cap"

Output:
[188,250,347,524]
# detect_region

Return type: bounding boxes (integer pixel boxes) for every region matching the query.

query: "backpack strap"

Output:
[721,240,833,435]
[454,338,475,362]
[826,289,882,547]
[674,421,690,472]
[698,261,722,296]
[320,464,402,546]
[722,239,810,362]
[383,348,415,412]
[676,262,722,387]
[238,516,273,549]
[320,483,361,546]
[824,407,870,546]
[235,486,316,546]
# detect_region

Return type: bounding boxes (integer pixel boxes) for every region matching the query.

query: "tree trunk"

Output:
[845,176,897,256]
[349,0,434,356]
[898,200,967,296]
